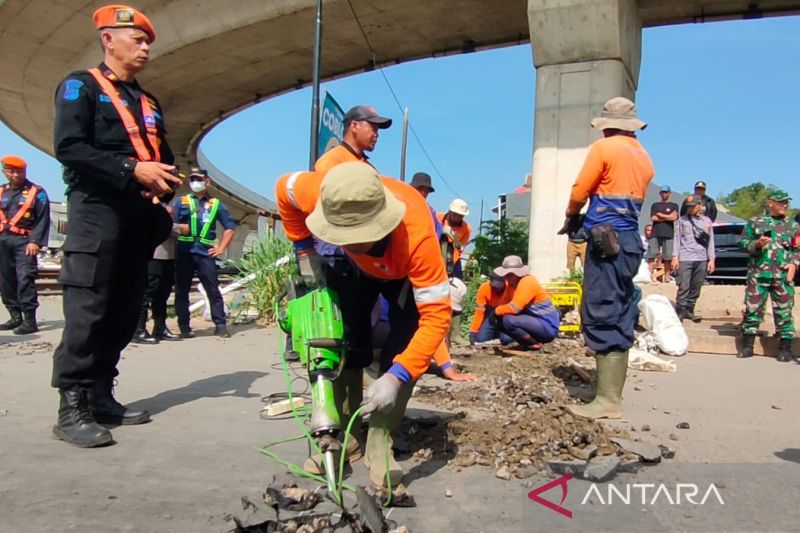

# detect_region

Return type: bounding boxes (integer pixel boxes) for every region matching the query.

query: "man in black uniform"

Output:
[51,4,182,447]
[0,156,50,334]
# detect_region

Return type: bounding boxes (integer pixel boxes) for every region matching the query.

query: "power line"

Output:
[344,0,469,203]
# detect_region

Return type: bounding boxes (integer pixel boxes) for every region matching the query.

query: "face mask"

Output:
[189,180,207,194]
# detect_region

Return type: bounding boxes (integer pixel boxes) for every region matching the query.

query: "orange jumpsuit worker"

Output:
[469,272,513,344]
[493,255,561,349]
[276,162,451,489]
[438,199,471,279]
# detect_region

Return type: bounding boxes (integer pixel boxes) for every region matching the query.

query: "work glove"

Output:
[443,226,463,250]
[295,248,326,287]
[557,214,584,236]
[361,373,402,415]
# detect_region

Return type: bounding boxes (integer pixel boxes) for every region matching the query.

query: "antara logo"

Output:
[528,473,725,519]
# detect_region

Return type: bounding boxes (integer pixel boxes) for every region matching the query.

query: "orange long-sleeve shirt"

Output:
[567,135,654,232]
[437,212,472,263]
[275,170,451,382]
[314,144,369,176]
[495,275,552,317]
[469,281,514,333]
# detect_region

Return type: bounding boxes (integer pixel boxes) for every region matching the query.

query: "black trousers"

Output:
[0,234,39,314]
[51,189,171,388]
[675,260,707,312]
[140,258,175,325]
[174,251,225,327]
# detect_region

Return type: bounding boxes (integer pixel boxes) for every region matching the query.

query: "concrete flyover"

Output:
[1,0,799,271]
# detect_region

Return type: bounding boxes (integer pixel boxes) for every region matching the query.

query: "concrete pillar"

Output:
[226,222,251,262]
[527,0,642,280]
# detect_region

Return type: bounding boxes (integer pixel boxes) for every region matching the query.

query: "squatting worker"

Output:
[0,156,50,335]
[492,255,561,350]
[737,190,799,362]
[314,105,392,175]
[468,272,513,344]
[173,167,237,339]
[276,162,451,490]
[560,97,654,420]
[51,5,181,448]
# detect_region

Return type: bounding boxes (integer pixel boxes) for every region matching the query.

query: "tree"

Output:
[717,182,774,220]
[469,219,529,274]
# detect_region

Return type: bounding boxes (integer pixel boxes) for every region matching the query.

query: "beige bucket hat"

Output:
[493,255,530,277]
[590,97,647,132]
[306,162,406,246]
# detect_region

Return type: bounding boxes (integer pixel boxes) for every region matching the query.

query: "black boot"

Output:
[13,311,38,335]
[686,308,702,323]
[152,319,180,341]
[52,388,113,448]
[88,378,151,425]
[675,306,687,321]
[0,309,22,330]
[215,325,231,338]
[738,334,755,358]
[777,338,793,362]
[179,327,195,339]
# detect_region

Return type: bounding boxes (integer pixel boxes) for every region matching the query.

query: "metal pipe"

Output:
[308,0,323,169]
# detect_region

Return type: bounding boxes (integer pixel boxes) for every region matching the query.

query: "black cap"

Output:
[694,180,707,189]
[410,172,435,192]
[189,166,208,179]
[343,105,392,129]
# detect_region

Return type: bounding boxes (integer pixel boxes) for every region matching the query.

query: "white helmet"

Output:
[448,198,469,216]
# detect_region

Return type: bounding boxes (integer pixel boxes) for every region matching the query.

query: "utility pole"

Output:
[308,0,323,169]
[399,108,409,181]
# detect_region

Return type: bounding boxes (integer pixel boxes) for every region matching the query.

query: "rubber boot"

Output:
[567,351,628,420]
[738,334,755,358]
[304,368,364,475]
[777,338,792,363]
[88,378,151,425]
[0,309,22,330]
[450,314,467,346]
[153,318,180,341]
[363,380,414,488]
[13,311,38,334]
[52,388,113,448]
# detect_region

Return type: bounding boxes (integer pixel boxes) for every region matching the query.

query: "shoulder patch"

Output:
[62,79,84,101]
[180,197,190,205]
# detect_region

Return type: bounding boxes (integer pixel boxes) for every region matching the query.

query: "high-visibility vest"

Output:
[0,184,39,236]
[177,196,220,247]
[87,68,161,162]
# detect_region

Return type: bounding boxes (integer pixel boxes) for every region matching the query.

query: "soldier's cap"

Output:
[188,166,208,179]
[694,180,707,189]
[410,172,435,192]
[768,190,791,202]
[1,155,27,170]
[684,195,702,207]
[343,106,392,129]
[93,5,156,43]
[306,162,406,246]
[591,97,647,132]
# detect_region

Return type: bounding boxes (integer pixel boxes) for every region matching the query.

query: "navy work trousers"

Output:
[581,229,643,354]
[174,251,226,328]
[0,234,39,314]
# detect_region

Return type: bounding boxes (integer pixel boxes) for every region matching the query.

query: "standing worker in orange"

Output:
[0,156,50,335]
[438,199,471,280]
[314,105,392,175]
[51,5,181,447]
[276,162,451,490]
[559,97,654,420]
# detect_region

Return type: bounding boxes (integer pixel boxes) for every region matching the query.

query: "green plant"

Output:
[459,273,485,338]
[234,232,296,322]
[470,219,529,275]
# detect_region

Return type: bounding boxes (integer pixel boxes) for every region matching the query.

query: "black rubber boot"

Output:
[88,378,151,425]
[13,311,38,334]
[52,388,113,448]
[777,338,792,363]
[153,319,180,341]
[738,334,755,358]
[215,325,231,338]
[0,309,23,331]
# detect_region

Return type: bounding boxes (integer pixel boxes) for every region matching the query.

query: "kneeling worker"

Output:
[276,162,451,489]
[173,167,237,338]
[492,255,560,348]
[468,272,513,344]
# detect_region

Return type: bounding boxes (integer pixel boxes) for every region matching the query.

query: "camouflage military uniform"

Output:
[738,212,800,338]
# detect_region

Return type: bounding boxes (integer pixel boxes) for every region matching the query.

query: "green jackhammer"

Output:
[278,281,346,498]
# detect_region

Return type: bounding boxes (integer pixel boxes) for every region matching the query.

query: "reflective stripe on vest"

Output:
[0,185,39,236]
[177,196,220,246]
[87,68,160,162]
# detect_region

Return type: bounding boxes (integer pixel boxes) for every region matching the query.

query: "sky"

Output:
[2,16,800,233]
